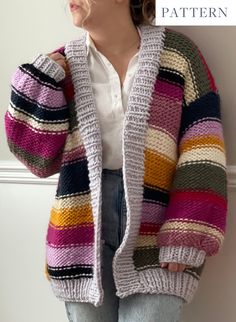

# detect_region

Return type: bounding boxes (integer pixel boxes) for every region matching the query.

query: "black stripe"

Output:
[11,89,69,123]
[20,63,62,89]
[179,92,221,140]
[133,247,160,268]
[158,67,185,87]
[143,184,170,205]
[56,159,90,197]
[47,264,93,279]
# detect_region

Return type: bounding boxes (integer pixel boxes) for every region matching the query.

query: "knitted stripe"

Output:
[182,121,224,141]
[47,266,93,279]
[50,204,93,226]
[144,150,176,189]
[10,90,68,121]
[141,203,167,223]
[171,164,227,197]
[47,223,94,244]
[47,246,94,266]
[12,68,67,107]
[5,112,67,157]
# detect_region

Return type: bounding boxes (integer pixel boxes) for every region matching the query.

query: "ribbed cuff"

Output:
[159,246,206,267]
[31,53,66,82]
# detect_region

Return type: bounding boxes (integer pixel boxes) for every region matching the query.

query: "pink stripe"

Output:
[157,230,219,256]
[47,224,94,246]
[181,121,224,141]
[165,194,227,231]
[154,79,183,100]
[46,244,94,266]
[149,92,182,138]
[5,112,67,159]
[12,68,67,107]
[141,202,167,224]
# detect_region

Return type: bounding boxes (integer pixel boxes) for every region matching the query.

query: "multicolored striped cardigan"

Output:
[4,24,228,307]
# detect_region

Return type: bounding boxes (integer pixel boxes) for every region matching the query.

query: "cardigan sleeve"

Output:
[4,52,70,178]
[157,41,228,267]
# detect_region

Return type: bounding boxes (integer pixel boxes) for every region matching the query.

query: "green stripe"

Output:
[163,28,213,97]
[133,247,160,268]
[133,246,206,279]
[68,100,78,130]
[7,140,53,170]
[173,162,227,198]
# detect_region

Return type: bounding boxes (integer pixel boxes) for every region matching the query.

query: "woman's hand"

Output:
[47,52,70,74]
[160,262,193,272]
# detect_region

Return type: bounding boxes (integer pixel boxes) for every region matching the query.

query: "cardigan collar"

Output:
[64,24,166,300]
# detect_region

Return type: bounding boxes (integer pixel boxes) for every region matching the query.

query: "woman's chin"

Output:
[71,17,83,28]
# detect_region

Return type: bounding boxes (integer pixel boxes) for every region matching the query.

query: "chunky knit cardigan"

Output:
[4,24,228,307]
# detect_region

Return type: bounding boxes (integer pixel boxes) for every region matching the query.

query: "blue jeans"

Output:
[64,168,185,322]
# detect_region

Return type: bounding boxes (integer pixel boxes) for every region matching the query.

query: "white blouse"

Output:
[85,26,141,170]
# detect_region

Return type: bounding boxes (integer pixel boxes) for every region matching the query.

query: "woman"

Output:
[4,0,228,321]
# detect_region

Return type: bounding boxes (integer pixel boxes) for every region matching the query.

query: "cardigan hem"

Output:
[48,266,198,306]
[49,277,104,307]
[115,267,199,305]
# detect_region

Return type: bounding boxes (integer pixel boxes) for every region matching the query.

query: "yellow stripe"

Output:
[50,204,93,226]
[144,149,176,189]
[180,135,225,154]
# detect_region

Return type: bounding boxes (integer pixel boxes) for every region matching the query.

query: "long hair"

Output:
[81,0,155,27]
[130,0,155,26]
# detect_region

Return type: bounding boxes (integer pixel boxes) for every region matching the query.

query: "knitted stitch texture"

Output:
[4,24,228,307]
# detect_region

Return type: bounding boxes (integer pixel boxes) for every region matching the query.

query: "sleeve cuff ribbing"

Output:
[159,245,206,267]
[31,53,66,82]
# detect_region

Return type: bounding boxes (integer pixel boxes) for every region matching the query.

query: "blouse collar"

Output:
[85,25,142,56]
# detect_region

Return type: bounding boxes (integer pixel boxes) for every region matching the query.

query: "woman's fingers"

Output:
[160,262,193,272]
[47,52,68,72]
[167,263,184,272]
[160,262,168,268]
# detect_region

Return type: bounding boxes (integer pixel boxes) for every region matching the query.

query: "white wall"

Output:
[0,1,236,321]
[0,164,68,322]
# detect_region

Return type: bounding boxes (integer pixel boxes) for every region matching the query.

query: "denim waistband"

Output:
[102,167,123,177]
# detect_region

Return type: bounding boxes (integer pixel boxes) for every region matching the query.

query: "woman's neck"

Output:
[86,23,141,57]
